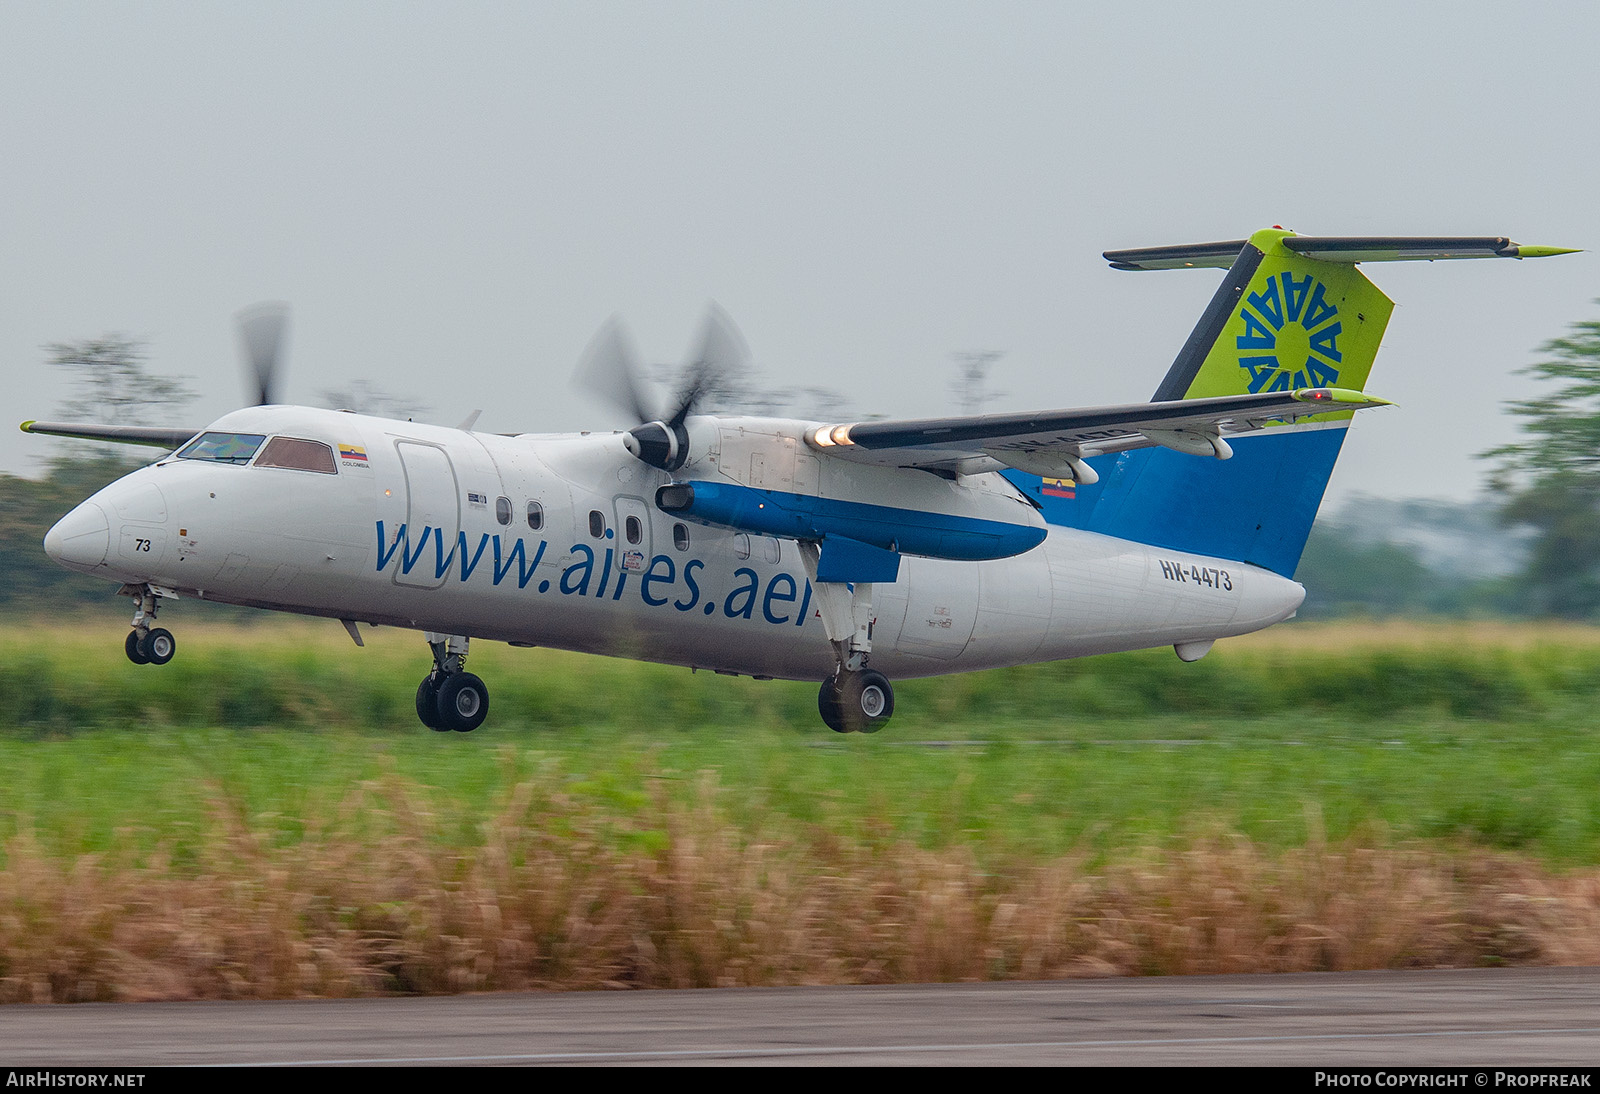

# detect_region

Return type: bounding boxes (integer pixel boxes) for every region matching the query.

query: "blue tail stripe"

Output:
[1002,426,1347,577]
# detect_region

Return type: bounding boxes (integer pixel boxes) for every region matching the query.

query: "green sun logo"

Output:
[1236,272,1343,393]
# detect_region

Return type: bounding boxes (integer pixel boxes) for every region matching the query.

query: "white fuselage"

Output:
[45,406,1304,679]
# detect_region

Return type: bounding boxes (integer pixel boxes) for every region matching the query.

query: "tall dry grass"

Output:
[5,769,1599,1003]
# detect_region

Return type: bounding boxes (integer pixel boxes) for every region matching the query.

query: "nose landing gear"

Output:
[416,632,488,733]
[122,585,176,666]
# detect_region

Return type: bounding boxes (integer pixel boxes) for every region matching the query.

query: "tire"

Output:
[138,628,175,666]
[836,669,894,734]
[435,672,489,733]
[416,674,445,731]
[125,630,149,665]
[818,675,848,733]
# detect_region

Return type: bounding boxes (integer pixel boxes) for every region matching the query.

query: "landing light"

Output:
[811,425,854,448]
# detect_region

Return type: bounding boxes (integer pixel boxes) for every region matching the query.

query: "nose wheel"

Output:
[126,627,175,666]
[123,586,176,666]
[818,669,894,734]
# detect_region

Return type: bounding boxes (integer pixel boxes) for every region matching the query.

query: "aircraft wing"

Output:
[20,420,202,448]
[808,387,1388,479]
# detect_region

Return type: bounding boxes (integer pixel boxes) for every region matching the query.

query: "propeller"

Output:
[235,301,290,406]
[575,303,750,472]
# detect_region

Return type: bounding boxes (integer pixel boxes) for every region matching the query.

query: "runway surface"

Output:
[4,968,1598,1066]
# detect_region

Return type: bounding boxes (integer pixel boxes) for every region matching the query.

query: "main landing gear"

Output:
[799,543,896,734]
[818,668,894,734]
[415,632,489,733]
[122,584,176,666]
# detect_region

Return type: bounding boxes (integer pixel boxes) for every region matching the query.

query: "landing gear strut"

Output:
[799,543,896,734]
[122,584,176,666]
[416,632,488,733]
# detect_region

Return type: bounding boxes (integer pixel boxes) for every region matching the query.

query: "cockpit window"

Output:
[177,432,266,465]
[254,437,337,474]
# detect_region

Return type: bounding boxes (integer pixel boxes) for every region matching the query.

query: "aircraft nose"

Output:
[44,501,111,572]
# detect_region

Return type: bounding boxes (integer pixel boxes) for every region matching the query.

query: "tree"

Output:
[0,337,199,615]
[49,336,195,424]
[950,350,1006,415]
[321,379,428,422]
[1483,308,1600,617]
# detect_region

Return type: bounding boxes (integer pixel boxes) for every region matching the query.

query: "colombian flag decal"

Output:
[339,444,368,462]
[1041,477,1075,499]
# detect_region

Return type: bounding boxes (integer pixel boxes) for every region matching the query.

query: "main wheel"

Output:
[125,630,149,665]
[836,669,894,734]
[137,628,175,666]
[818,674,848,733]
[435,672,489,733]
[416,674,445,731]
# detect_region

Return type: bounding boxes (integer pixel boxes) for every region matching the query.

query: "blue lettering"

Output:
[675,559,704,611]
[1246,277,1283,330]
[796,579,813,627]
[1280,271,1312,322]
[1235,307,1276,350]
[641,554,675,606]
[432,527,457,579]
[612,571,628,600]
[401,525,434,574]
[1308,320,1343,363]
[560,543,595,595]
[1302,281,1338,330]
[1240,355,1279,394]
[596,548,613,598]
[375,521,406,571]
[1305,358,1339,387]
[487,536,545,589]
[458,532,490,582]
[724,567,759,619]
[762,573,797,624]
[492,536,523,586]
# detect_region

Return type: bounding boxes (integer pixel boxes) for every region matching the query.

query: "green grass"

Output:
[6,620,1600,999]
[4,617,1600,867]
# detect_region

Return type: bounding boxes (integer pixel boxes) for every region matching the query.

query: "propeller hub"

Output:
[624,421,688,471]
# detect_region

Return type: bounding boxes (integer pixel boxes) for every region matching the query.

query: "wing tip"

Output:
[1513,244,1582,259]
[1292,387,1394,408]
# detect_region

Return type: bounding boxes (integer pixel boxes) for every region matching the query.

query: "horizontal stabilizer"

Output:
[21,421,200,448]
[1104,240,1247,271]
[1108,234,1577,271]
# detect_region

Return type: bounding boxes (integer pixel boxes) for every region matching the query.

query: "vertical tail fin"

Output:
[1052,229,1571,575]
[1148,228,1394,403]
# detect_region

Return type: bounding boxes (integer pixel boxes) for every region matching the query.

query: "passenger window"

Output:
[527,501,544,531]
[625,515,642,545]
[673,523,690,551]
[589,510,606,538]
[734,533,751,560]
[253,437,337,474]
[763,537,782,564]
[177,431,266,465]
[495,496,512,525]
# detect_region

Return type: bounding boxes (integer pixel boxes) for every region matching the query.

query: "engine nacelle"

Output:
[655,479,1045,563]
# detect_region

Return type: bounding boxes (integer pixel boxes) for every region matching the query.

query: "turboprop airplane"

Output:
[24,228,1576,734]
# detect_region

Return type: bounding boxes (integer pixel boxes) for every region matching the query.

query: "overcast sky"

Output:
[3,1,1595,504]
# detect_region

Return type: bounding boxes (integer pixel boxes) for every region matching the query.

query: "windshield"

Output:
[176,431,267,464]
